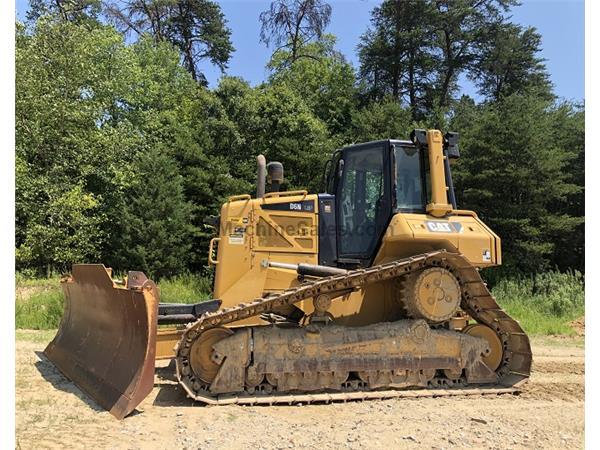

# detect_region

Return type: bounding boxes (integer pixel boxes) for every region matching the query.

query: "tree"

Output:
[545,102,585,272]
[259,0,332,65]
[469,23,553,101]
[16,19,136,274]
[115,37,247,272]
[347,97,414,144]
[26,0,101,24]
[358,0,436,119]
[430,0,516,108]
[358,0,517,116]
[450,94,583,272]
[213,76,262,184]
[215,80,334,193]
[16,18,234,275]
[106,0,234,83]
[115,146,194,278]
[268,35,358,135]
[254,84,333,192]
[16,167,105,276]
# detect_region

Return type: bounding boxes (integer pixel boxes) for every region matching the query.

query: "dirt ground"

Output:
[15,331,584,450]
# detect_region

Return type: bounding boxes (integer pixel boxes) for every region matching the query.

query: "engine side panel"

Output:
[213,193,319,326]
[374,211,501,267]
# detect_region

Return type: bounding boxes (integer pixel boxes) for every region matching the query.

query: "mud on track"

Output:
[16,332,584,449]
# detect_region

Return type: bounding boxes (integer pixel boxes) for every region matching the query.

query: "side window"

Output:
[338,146,387,258]
[395,146,425,211]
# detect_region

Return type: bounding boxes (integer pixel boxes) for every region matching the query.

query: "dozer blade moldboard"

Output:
[44,265,159,419]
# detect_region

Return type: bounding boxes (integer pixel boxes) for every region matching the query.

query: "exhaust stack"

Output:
[256,154,266,198]
[267,161,284,193]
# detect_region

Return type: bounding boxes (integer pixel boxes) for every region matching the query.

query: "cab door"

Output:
[336,142,392,267]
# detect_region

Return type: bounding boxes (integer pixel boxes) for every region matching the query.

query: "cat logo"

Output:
[426,221,459,233]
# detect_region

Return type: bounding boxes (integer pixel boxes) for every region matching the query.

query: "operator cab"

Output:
[320,134,458,268]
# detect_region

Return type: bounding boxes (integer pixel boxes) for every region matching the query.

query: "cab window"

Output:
[395,145,426,211]
[338,145,387,258]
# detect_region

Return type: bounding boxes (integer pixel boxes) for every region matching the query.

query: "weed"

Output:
[15,270,584,336]
[157,273,213,304]
[15,272,213,329]
[491,270,584,335]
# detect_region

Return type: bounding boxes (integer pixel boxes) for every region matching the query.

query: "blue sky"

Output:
[15,0,584,101]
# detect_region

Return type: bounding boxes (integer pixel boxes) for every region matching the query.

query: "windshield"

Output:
[395,145,425,211]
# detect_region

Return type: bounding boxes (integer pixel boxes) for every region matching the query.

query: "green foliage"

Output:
[268,36,358,135]
[347,97,414,143]
[114,147,194,279]
[15,2,585,281]
[105,0,234,83]
[16,19,244,276]
[15,272,212,329]
[357,0,437,118]
[251,83,332,192]
[492,271,584,335]
[16,184,104,273]
[26,0,102,24]
[451,94,583,272]
[158,273,213,303]
[214,77,334,193]
[357,0,520,115]
[470,23,553,101]
[16,19,136,275]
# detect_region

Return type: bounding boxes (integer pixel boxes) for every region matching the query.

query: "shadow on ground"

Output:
[35,349,199,412]
[153,361,196,407]
[33,350,104,412]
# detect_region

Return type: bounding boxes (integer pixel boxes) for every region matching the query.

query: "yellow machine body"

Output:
[211,195,500,328]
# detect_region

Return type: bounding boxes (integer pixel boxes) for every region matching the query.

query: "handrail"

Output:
[227,194,251,202]
[208,238,220,265]
[450,209,478,218]
[263,190,308,199]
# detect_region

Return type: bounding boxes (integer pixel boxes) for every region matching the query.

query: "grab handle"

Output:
[208,237,220,265]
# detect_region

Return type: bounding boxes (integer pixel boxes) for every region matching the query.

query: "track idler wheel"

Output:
[463,324,503,371]
[402,267,461,323]
[189,327,233,383]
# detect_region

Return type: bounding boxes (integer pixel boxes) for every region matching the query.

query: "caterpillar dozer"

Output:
[44,129,532,419]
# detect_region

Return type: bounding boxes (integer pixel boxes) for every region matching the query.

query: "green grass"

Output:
[15,271,64,329]
[491,270,584,336]
[15,272,213,329]
[158,273,212,304]
[15,270,584,336]
[15,289,64,329]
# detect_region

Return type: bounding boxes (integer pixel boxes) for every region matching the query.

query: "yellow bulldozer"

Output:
[44,129,532,419]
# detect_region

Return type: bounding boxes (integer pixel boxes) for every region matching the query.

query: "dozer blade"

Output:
[44,265,159,419]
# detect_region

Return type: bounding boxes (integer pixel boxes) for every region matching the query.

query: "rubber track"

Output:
[175,250,532,404]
